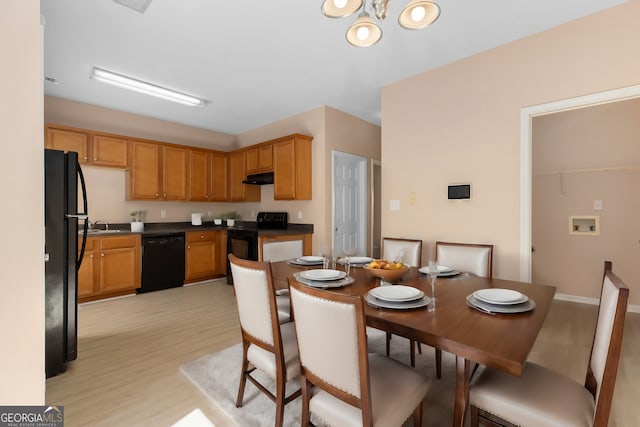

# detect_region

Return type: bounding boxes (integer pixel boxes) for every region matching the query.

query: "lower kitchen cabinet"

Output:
[185,230,226,283]
[78,234,141,302]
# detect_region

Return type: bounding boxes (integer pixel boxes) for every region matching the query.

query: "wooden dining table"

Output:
[270,260,557,427]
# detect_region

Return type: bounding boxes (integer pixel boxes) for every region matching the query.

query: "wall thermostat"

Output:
[448,184,471,200]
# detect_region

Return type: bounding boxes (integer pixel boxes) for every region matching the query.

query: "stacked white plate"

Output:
[466,288,535,314]
[418,265,460,277]
[337,256,374,266]
[289,255,325,266]
[300,269,346,281]
[293,269,353,289]
[366,285,431,309]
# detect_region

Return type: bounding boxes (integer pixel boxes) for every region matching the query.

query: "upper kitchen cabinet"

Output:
[228,150,260,202]
[245,143,273,174]
[126,140,188,201]
[273,134,313,200]
[45,125,89,164]
[210,151,229,201]
[45,124,128,168]
[91,135,129,168]
[188,149,228,202]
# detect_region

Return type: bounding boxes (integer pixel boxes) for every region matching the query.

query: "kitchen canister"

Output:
[191,213,203,226]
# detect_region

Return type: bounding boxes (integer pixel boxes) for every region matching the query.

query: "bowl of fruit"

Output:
[363,259,410,283]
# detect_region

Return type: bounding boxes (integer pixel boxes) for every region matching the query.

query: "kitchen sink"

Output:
[79,229,122,235]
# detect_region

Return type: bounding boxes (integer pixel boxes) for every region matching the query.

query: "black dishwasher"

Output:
[138,233,185,293]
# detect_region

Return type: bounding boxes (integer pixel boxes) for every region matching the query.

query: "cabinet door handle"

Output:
[201,235,204,239]
[101,253,105,257]
[188,245,191,249]
[163,193,167,197]
[94,157,98,161]
[89,254,94,258]
[155,193,159,197]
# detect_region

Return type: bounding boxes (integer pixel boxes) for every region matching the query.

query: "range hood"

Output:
[242,172,274,185]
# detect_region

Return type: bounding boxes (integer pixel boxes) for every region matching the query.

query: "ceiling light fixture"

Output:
[90,67,205,107]
[322,0,440,47]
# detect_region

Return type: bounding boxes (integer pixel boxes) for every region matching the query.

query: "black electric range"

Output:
[226,212,288,284]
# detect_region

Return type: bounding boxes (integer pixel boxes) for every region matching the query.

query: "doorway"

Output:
[370,159,381,258]
[332,151,367,257]
[520,84,640,282]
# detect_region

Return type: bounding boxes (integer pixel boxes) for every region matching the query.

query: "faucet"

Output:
[90,220,109,231]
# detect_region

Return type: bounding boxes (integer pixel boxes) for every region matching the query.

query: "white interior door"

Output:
[333,151,367,257]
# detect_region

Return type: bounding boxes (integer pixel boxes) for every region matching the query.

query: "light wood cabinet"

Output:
[228,151,260,202]
[77,238,96,298]
[185,231,219,282]
[46,127,89,163]
[78,234,141,302]
[91,135,128,167]
[188,149,228,202]
[273,134,313,200]
[246,144,273,174]
[211,151,228,201]
[46,124,128,168]
[127,141,188,201]
[162,145,188,200]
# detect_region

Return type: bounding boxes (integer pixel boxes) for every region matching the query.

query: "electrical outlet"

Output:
[593,200,603,211]
[207,211,213,218]
[160,210,167,218]
[298,211,303,219]
[390,200,400,211]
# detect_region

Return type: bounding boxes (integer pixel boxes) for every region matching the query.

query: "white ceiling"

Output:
[41,0,625,135]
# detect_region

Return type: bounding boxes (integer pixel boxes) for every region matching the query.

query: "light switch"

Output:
[593,200,603,211]
[409,192,417,204]
[390,200,400,211]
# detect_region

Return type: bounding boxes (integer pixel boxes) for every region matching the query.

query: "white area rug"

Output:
[180,329,458,427]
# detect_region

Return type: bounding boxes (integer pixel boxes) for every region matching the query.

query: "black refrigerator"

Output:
[44,149,89,378]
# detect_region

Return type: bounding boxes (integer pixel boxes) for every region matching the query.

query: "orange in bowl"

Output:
[363,259,410,283]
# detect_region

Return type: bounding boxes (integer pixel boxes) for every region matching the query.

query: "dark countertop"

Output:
[80,220,313,237]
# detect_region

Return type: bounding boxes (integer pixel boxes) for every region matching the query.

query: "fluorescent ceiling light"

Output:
[90,67,205,107]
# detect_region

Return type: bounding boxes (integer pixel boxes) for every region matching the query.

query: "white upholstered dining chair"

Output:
[381,237,425,366]
[228,254,301,427]
[259,235,308,324]
[288,278,430,427]
[382,237,423,267]
[428,241,494,378]
[469,261,629,427]
[435,241,493,278]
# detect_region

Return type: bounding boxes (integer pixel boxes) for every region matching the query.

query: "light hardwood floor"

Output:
[46,280,639,426]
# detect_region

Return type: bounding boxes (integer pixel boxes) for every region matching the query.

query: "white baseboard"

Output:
[555,293,640,313]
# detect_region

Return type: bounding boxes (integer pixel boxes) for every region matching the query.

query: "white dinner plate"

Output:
[419,265,453,273]
[466,294,536,314]
[419,266,460,277]
[369,285,425,302]
[298,256,324,263]
[473,288,525,305]
[349,256,375,264]
[300,269,345,281]
[293,272,355,289]
[365,293,431,310]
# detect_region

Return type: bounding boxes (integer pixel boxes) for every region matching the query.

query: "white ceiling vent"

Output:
[113,0,152,14]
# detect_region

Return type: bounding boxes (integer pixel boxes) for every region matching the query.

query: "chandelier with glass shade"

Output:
[321,0,440,48]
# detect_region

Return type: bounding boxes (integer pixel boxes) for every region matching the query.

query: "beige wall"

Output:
[533,98,640,305]
[0,1,45,403]
[382,1,640,286]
